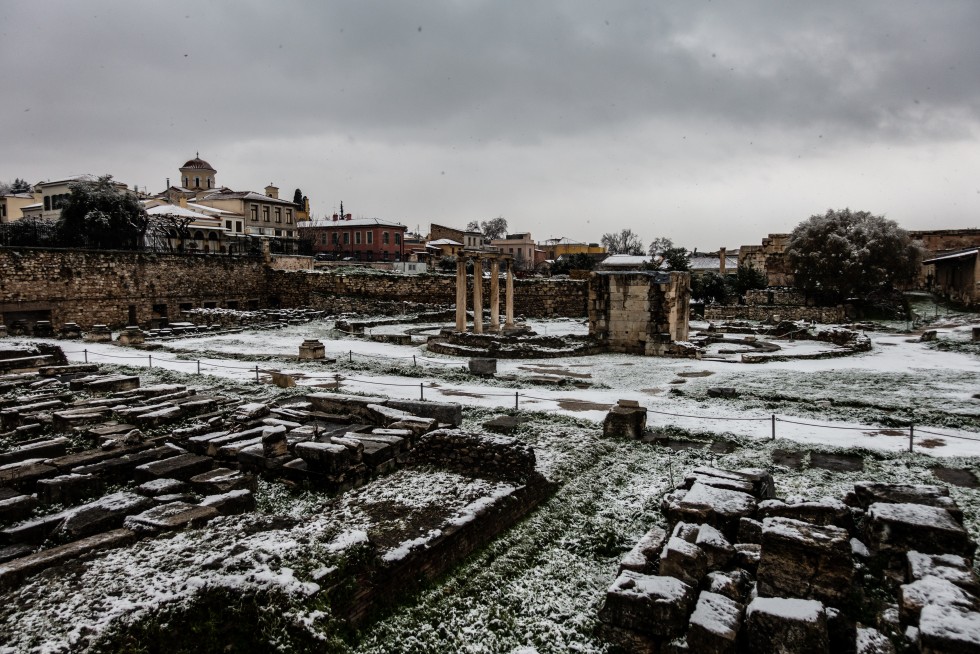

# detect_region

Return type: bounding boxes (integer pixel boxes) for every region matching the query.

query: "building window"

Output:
[355,232,361,245]
[183,177,189,187]
[225,220,232,230]
[262,206,270,222]
[250,205,258,222]
[343,233,350,245]
[275,207,282,223]
[207,177,213,189]
[44,196,50,211]
[367,231,373,244]
[320,233,327,245]
[394,233,401,245]
[383,250,389,260]
[286,209,292,224]
[236,221,242,233]
[332,233,339,245]
[383,232,389,245]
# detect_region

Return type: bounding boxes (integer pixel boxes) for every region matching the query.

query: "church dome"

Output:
[181,156,214,171]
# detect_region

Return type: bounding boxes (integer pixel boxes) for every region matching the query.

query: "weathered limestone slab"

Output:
[744,597,830,654]
[199,489,256,515]
[133,453,214,483]
[684,467,776,500]
[386,399,463,426]
[185,430,231,453]
[757,517,854,606]
[55,491,153,540]
[132,406,184,428]
[329,435,365,463]
[84,325,112,342]
[366,403,414,427]
[232,402,271,421]
[0,495,37,524]
[124,502,219,534]
[78,375,140,393]
[758,497,852,529]
[306,393,387,418]
[387,416,438,437]
[0,528,135,591]
[853,482,962,521]
[660,535,708,587]
[918,604,980,654]
[189,468,256,494]
[137,478,189,497]
[51,408,111,430]
[687,591,744,654]
[261,425,288,458]
[0,437,69,466]
[907,551,980,595]
[600,570,697,638]
[38,363,99,377]
[696,523,735,571]
[36,473,104,506]
[603,402,647,439]
[856,627,896,654]
[619,525,668,575]
[468,358,497,377]
[0,458,57,490]
[899,575,979,626]
[865,502,974,560]
[295,441,352,473]
[71,444,186,483]
[662,482,758,541]
[705,569,753,604]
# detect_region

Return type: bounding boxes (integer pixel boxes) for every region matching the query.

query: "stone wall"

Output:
[588,271,691,355]
[0,248,590,330]
[0,248,268,330]
[737,234,792,287]
[744,288,806,306]
[268,269,588,318]
[408,430,536,481]
[705,304,846,324]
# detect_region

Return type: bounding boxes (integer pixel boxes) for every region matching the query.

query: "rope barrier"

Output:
[914,427,980,442]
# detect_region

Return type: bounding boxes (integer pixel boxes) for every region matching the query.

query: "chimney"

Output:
[333,213,339,222]
[178,195,188,208]
[346,213,352,221]
[265,184,279,199]
[719,247,727,275]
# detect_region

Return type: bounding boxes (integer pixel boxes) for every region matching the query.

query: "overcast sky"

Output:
[2,1,978,250]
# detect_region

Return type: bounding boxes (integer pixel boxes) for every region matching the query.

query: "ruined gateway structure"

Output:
[588,271,692,356]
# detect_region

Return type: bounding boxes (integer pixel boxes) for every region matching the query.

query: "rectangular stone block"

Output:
[866,503,974,560]
[0,528,135,591]
[687,591,744,654]
[295,441,352,474]
[599,571,696,638]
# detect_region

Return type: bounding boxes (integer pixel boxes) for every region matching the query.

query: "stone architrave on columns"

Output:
[473,257,484,334]
[455,257,467,332]
[490,258,501,332]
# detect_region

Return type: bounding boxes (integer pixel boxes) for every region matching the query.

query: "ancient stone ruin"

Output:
[588,271,694,357]
[599,466,979,653]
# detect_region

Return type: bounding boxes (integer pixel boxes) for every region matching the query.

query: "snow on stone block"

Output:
[899,575,979,626]
[758,517,854,606]
[133,453,214,483]
[907,551,980,595]
[918,604,980,654]
[603,403,647,439]
[705,569,753,604]
[0,528,135,591]
[599,570,696,638]
[696,523,735,571]
[189,468,256,495]
[366,403,414,427]
[619,525,667,575]
[385,398,463,427]
[745,597,830,654]
[55,491,153,540]
[854,482,962,521]
[295,441,352,474]
[232,402,271,420]
[687,590,744,654]
[660,535,708,587]
[36,473,104,507]
[198,489,255,516]
[123,501,219,535]
[856,627,897,654]
[388,416,438,437]
[866,502,974,560]
[758,497,852,530]
[662,482,758,541]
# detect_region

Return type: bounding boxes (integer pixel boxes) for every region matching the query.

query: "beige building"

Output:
[0,193,35,223]
[491,232,537,270]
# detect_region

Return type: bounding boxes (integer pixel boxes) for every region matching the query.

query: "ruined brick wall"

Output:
[738,233,792,287]
[588,271,691,355]
[744,288,807,306]
[267,255,313,271]
[0,248,267,329]
[705,304,846,323]
[267,270,588,317]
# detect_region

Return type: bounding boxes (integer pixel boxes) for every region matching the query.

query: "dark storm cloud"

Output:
[1,1,978,245]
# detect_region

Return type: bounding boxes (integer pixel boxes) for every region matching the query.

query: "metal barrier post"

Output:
[197,360,201,374]
[909,425,914,453]
[413,355,417,367]
[349,350,353,363]
[771,414,776,441]
[255,365,259,383]
[148,354,152,369]
[420,383,424,400]
[515,392,519,410]
[83,349,88,363]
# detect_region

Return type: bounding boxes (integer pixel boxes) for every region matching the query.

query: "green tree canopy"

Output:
[786,208,921,303]
[550,252,597,275]
[293,188,303,205]
[662,247,690,271]
[56,175,148,250]
[730,262,766,297]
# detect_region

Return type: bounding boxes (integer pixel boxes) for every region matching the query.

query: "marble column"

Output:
[505,259,515,329]
[473,257,484,334]
[490,258,501,331]
[455,256,467,332]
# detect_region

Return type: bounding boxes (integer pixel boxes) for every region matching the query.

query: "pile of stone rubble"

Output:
[599,466,978,653]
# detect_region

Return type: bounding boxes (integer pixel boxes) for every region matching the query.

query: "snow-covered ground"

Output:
[24,314,980,457]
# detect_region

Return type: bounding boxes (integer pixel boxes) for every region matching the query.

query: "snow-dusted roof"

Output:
[146,205,216,221]
[599,254,653,267]
[688,254,722,270]
[187,202,235,216]
[197,190,297,206]
[299,217,406,229]
[1,193,34,199]
[427,238,462,246]
[923,249,979,265]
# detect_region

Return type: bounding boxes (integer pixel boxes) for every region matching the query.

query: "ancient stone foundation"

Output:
[599,467,979,653]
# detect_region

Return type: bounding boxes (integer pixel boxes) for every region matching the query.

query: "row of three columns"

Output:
[455,256,515,333]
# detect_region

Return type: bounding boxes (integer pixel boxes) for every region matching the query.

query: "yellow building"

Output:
[539,237,606,260]
[0,193,36,224]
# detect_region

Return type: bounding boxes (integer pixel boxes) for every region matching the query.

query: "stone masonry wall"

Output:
[588,271,691,355]
[0,248,268,329]
[267,269,588,318]
[705,304,846,323]
[0,248,588,330]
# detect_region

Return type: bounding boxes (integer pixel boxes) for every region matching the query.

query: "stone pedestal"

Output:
[85,325,112,343]
[59,323,82,339]
[116,327,145,346]
[32,321,54,337]
[298,339,326,360]
[468,358,497,377]
[603,401,647,439]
